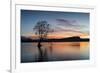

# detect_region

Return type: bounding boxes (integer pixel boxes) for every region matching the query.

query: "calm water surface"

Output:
[21,42,89,63]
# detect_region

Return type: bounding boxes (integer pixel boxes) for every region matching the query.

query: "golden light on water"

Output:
[80,42,89,52]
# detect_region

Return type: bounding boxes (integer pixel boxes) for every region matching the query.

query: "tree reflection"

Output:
[33,21,53,61]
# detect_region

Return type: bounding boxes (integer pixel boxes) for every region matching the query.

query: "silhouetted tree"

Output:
[33,20,53,61]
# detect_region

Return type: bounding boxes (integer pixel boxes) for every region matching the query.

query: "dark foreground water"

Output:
[21,42,89,63]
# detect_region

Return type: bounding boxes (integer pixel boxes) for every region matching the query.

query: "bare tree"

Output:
[33,20,53,61]
[33,21,53,40]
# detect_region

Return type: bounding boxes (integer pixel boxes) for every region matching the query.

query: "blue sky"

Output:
[21,10,89,38]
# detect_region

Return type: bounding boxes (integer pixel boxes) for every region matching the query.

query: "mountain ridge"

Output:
[21,36,89,42]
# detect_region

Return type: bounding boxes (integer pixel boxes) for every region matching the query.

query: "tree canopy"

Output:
[33,21,53,40]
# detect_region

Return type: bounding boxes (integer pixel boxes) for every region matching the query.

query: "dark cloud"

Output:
[56,19,71,23]
[56,18,80,27]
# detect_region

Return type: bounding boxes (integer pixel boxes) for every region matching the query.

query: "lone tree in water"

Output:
[33,21,52,40]
[33,20,53,61]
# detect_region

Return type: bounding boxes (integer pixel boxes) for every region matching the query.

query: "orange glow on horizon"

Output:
[24,32,89,39]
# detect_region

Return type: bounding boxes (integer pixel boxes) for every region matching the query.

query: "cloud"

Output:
[48,18,89,35]
[56,18,80,27]
[56,19,71,24]
[53,25,83,34]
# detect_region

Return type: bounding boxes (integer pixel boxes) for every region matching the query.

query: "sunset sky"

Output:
[21,10,89,39]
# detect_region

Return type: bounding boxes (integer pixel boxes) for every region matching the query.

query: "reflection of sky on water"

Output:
[21,42,89,63]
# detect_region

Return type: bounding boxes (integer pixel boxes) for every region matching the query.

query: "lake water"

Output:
[21,42,89,63]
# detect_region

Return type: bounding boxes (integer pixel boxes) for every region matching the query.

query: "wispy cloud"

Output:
[56,18,80,27]
[53,25,83,34]
[54,18,89,34]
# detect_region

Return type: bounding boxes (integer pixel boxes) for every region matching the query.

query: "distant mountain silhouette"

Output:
[21,36,89,42]
[21,36,33,42]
